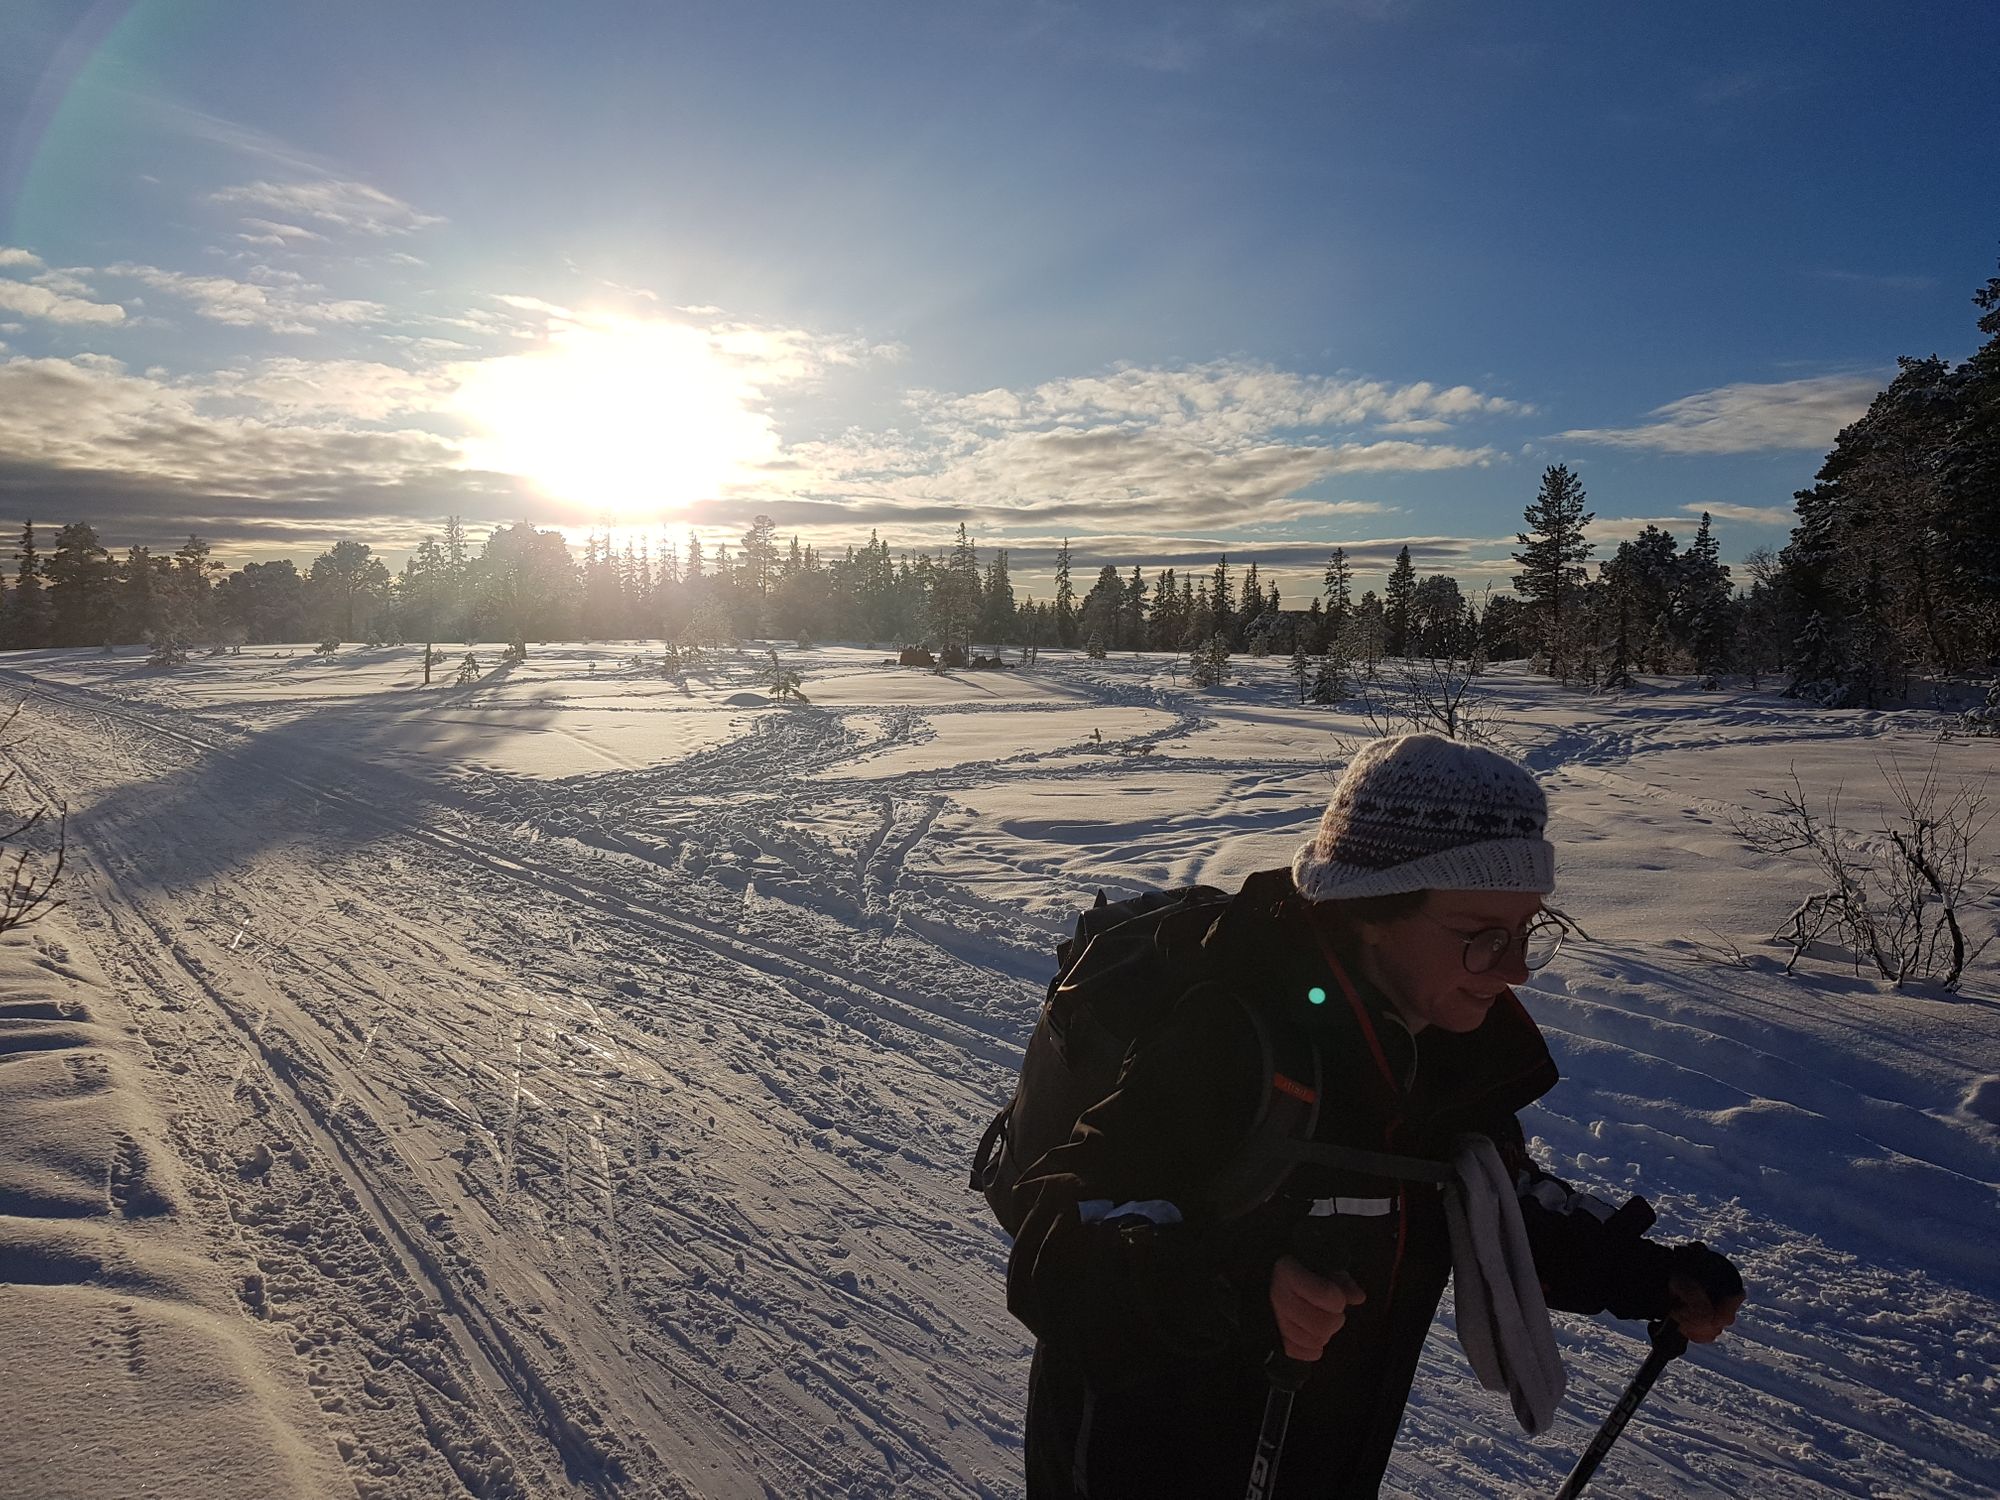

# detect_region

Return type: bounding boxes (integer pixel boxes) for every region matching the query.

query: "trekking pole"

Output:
[1245,1351,1311,1500]
[1246,1221,1349,1500]
[1553,1318,1688,1499]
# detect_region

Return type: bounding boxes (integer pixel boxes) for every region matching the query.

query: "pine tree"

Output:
[45,522,113,646]
[1238,561,1262,649]
[1383,546,1416,658]
[1122,566,1147,652]
[3,522,51,650]
[1322,547,1353,641]
[1288,639,1310,703]
[1678,511,1734,679]
[1353,591,1384,674]
[1513,463,1596,679]
[1053,539,1077,647]
[1078,565,1123,651]
[1209,556,1234,644]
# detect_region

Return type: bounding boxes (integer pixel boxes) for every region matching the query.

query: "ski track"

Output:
[4,653,1996,1500]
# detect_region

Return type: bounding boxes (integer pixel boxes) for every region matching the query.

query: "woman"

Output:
[1006,733,1744,1498]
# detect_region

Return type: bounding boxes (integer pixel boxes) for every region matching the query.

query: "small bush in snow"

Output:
[1085,632,1107,661]
[147,633,189,668]
[0,703,65,937]
[502,639,528,663]
[761,649,807,702]
[316,639,340,658]
[1735,758,1996,991]
[454,652,483,685]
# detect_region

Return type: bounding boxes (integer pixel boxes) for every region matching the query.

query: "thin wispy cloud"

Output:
[235,217,330,249]
[1693,501,1795,526]
[104,263,387,333]
[1813,268,1937,293]
[209,177,445,237]
[1558,374,1880,455]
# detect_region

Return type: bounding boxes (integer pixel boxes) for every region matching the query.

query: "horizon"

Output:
[2,1,1995,598]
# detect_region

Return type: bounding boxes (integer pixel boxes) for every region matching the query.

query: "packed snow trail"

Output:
[3,646,1996,1499]
[15,671,1033,1498]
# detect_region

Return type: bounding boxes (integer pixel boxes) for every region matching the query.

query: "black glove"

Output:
[1664,1242,1744,1341]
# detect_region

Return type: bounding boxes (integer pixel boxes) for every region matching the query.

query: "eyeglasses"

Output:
[1417,910,1566,975]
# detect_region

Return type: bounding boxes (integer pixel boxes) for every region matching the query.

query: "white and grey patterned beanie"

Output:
[1292,733,1555,902]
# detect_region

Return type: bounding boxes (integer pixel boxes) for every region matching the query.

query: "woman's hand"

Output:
[1268,1256,1367,1361]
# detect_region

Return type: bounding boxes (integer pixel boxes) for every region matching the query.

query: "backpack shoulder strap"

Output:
[1200,989,1321,1220]
[1202,993,1456,1216]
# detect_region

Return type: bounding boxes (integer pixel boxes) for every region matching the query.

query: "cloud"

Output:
[209,178,445,237]
[206,358,453,420]
[748,360,1513,535]
[0,277,127,325]
[235,217,330,249]
[0,248,44,270]
[1559,374,1880,454]
[0,354,514,552]
[1587,514,1707,544]
[1688,501,1794,526]
[104,263,385,333]
[914,361,1527,445]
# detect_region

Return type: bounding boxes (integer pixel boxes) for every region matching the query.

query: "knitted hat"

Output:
[1291,734,1554,902]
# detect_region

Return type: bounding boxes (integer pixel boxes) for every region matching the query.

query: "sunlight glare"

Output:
[451,314,779,518]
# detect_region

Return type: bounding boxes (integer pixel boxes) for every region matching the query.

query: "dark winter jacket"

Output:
[1006,868,1680,1499]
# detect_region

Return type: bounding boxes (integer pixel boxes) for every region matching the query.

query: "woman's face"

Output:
[1354,889,1546,1034]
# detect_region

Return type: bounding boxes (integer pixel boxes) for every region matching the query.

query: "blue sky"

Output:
[0,0,1994,596]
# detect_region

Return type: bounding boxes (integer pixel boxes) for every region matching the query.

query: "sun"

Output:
[451,313,780,518]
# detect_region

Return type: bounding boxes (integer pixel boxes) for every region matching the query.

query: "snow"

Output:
[1,642,1995,1499]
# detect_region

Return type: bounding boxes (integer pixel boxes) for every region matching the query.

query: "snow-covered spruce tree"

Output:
[146,632,189,668]
[1289,641,1310,703]
[1188,633,1231,689]
[1787,610,1850,706]
[1309,652,1345,705]
[1679,511,1735,680]
[454,651,483,685]
[1085,630,1107,660]
[502,638,528,663]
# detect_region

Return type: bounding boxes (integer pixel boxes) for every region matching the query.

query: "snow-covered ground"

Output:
[1,642,1995,1499]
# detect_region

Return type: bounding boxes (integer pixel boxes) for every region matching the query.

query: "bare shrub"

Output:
[1734,758,1996,991]
[1353,650,1502,745]
[0,702,65,936]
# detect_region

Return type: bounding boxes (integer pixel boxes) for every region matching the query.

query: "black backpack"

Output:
[970,885,1331,1237]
